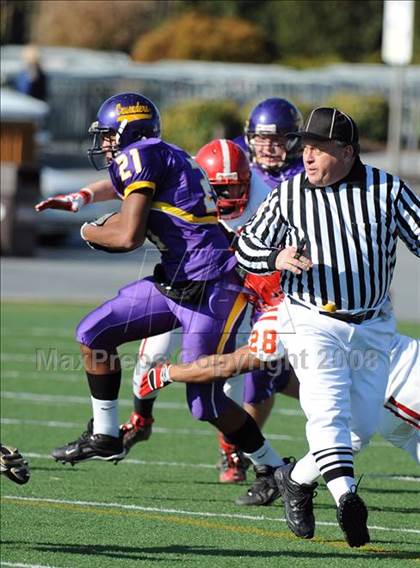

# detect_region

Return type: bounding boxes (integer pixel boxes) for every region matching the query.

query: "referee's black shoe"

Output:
[336,489,370,547]
[274,461,318,539]
[52,419,126,465]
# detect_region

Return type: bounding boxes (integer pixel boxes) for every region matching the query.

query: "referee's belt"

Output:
[289,297,381,325]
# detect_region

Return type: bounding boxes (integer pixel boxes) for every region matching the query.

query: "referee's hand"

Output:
[275,246,312,275]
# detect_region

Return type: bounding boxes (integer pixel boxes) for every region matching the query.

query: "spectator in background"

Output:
[15,45,47,101]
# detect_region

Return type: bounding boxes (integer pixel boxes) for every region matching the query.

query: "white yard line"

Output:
[2,419,81,429]
[1,371,82,383]
[0,418,297,442]
[1,354,37,363]
[1,389,394,447]
[2,495,419,535]
[1,326,75,338]
[1,391,184,408]
[22,451,216,469]
[8,451,420,483]
[0,563,61,568]
[0,390,305,417]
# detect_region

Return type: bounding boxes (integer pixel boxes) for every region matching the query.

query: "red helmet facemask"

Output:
[195,139,251,220]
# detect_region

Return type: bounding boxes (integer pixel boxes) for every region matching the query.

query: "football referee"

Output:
[236,107,420,547]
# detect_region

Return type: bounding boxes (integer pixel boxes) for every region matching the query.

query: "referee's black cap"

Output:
[288,107,359,145]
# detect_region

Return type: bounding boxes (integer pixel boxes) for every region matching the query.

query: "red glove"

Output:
[35,188,93,212]
[140,364,173,398]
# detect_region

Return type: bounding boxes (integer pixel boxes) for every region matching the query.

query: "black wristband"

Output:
[267,249,280,271]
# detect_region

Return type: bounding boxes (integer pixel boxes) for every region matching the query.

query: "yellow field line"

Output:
[1,497,410,558]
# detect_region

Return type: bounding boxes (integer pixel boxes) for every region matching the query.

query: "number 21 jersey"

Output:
[108,138,236,282]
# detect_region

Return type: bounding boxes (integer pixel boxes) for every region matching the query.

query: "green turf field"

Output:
[1,302,419,568]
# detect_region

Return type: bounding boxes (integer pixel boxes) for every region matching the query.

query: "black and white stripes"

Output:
[236,162,420,312]
[313,446,354,482]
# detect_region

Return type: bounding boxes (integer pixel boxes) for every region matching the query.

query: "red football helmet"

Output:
[195,139,251,220]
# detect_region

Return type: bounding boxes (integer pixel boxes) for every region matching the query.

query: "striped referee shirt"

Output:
[236,157,420,313]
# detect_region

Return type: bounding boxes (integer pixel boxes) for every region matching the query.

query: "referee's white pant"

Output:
[276,297,396,481]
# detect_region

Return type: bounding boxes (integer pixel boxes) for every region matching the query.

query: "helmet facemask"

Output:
[87,122,121,170]
[213,181,250,220]
[248,129,289,173]
[195,139,251,220]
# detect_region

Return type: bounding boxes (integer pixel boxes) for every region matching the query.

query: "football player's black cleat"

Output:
[336,488,370,547]
[274,461,318,539]
[1,444,30,485]
[235,464,281,506]
[52,419,126,465]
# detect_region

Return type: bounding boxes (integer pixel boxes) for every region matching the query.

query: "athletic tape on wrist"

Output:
[80,187,94,204]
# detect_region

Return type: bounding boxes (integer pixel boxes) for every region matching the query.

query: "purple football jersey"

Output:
[108,138,235,281]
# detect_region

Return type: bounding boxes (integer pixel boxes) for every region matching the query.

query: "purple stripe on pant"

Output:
[76,271,246,421]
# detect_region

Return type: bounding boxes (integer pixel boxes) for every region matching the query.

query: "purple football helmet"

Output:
[245,98,303,172]
[88,92,161,170]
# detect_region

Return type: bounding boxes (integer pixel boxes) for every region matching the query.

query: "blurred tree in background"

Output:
[237,0,384,65]
[132,10,269,62]
[179,0,384,64]
[161,94,388,152]
[161,99,243,154]
[322,93,388,144]
[1,0,419,65]
[1,0,35,44]
[31,0,170,52]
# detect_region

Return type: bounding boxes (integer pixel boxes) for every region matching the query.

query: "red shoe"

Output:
[217,432,249,484]
[120,412,154,453]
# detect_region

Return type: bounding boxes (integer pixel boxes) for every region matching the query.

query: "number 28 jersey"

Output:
[108,138,235,282]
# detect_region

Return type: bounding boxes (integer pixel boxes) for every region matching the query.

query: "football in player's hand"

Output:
[81,212,128,253]
[89,212,118,227]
